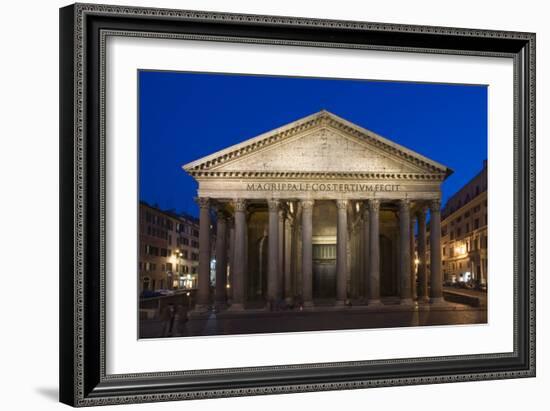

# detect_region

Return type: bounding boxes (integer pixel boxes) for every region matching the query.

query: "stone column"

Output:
[284,217,293,304]
[429,199,444,304]
[417,206,429,302]
[291,205,300,299]
[399,199,413,305]
[361,203,370,302]
[267,199,280,307]
[410,214,417,300]
[229,199,247,311]
[368,199,382,305]
[227,221,235,302]
[196,197,211,311]
[278,208,286,300]
[214,209,228,307]
[301,200,314,307]
[336,199,348,306]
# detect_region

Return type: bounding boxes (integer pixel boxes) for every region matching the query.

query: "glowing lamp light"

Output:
[414,258,420,265]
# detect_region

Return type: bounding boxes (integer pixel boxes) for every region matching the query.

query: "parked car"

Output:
[157,289,175,296]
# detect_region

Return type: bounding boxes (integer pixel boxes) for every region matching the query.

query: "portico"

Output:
[183,110,452,311]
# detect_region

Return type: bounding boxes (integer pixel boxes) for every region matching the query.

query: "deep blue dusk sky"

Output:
[139,71,487,217]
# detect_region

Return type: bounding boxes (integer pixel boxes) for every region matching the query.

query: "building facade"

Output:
[439,161,488,285]
[139,201,202,292]
[183,111,453,311]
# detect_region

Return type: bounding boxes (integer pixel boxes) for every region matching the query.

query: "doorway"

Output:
[313,243,337,299]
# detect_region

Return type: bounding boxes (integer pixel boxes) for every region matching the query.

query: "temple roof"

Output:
[183,110,453,180]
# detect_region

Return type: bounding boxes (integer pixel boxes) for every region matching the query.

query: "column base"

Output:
[367,298,384,306]
[302,300,314,309]
[188,304,210,319]
[226,302,245,312]
[399,298,414,306]
[214,301,228,311]
[284,297,294,305]
[418,296,430,304]
[335,300,347,307]
[265,301,276,311]
[430,297,446,305]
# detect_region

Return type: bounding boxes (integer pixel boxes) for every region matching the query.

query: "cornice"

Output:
[188,170,447,181]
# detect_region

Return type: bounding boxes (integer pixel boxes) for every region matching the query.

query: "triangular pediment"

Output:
[183,111,452,179]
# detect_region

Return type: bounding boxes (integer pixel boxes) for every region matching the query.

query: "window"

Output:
[192,229,199,237]
[191,252,198,261]
[457,227,461,237]
[191,240,199,248]
[182,250,188,259]
[160,248,168,257]
[465,223,470,233]
[166,262,172,272]
[142,277,150,291]
[145,245,159,256]
[474,218,480,229]
[182,265,189,274]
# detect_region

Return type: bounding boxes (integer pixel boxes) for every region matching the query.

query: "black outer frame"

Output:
[59,3,536,407]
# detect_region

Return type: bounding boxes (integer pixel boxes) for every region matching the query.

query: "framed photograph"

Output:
[59,3,535,406]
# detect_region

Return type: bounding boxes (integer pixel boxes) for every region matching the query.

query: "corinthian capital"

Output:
[368,199,380,212]
[233,198,247,212]
[398,199,410,212]
[336,199,348,210]
[300,199,314,210]
[430,199,441,212]
[196,197,210,209]
[267,199,280,212]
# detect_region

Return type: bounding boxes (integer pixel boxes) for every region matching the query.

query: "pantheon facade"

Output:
[183,111,452,312]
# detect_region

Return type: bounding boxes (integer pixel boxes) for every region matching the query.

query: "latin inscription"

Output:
[246,182,400,193]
